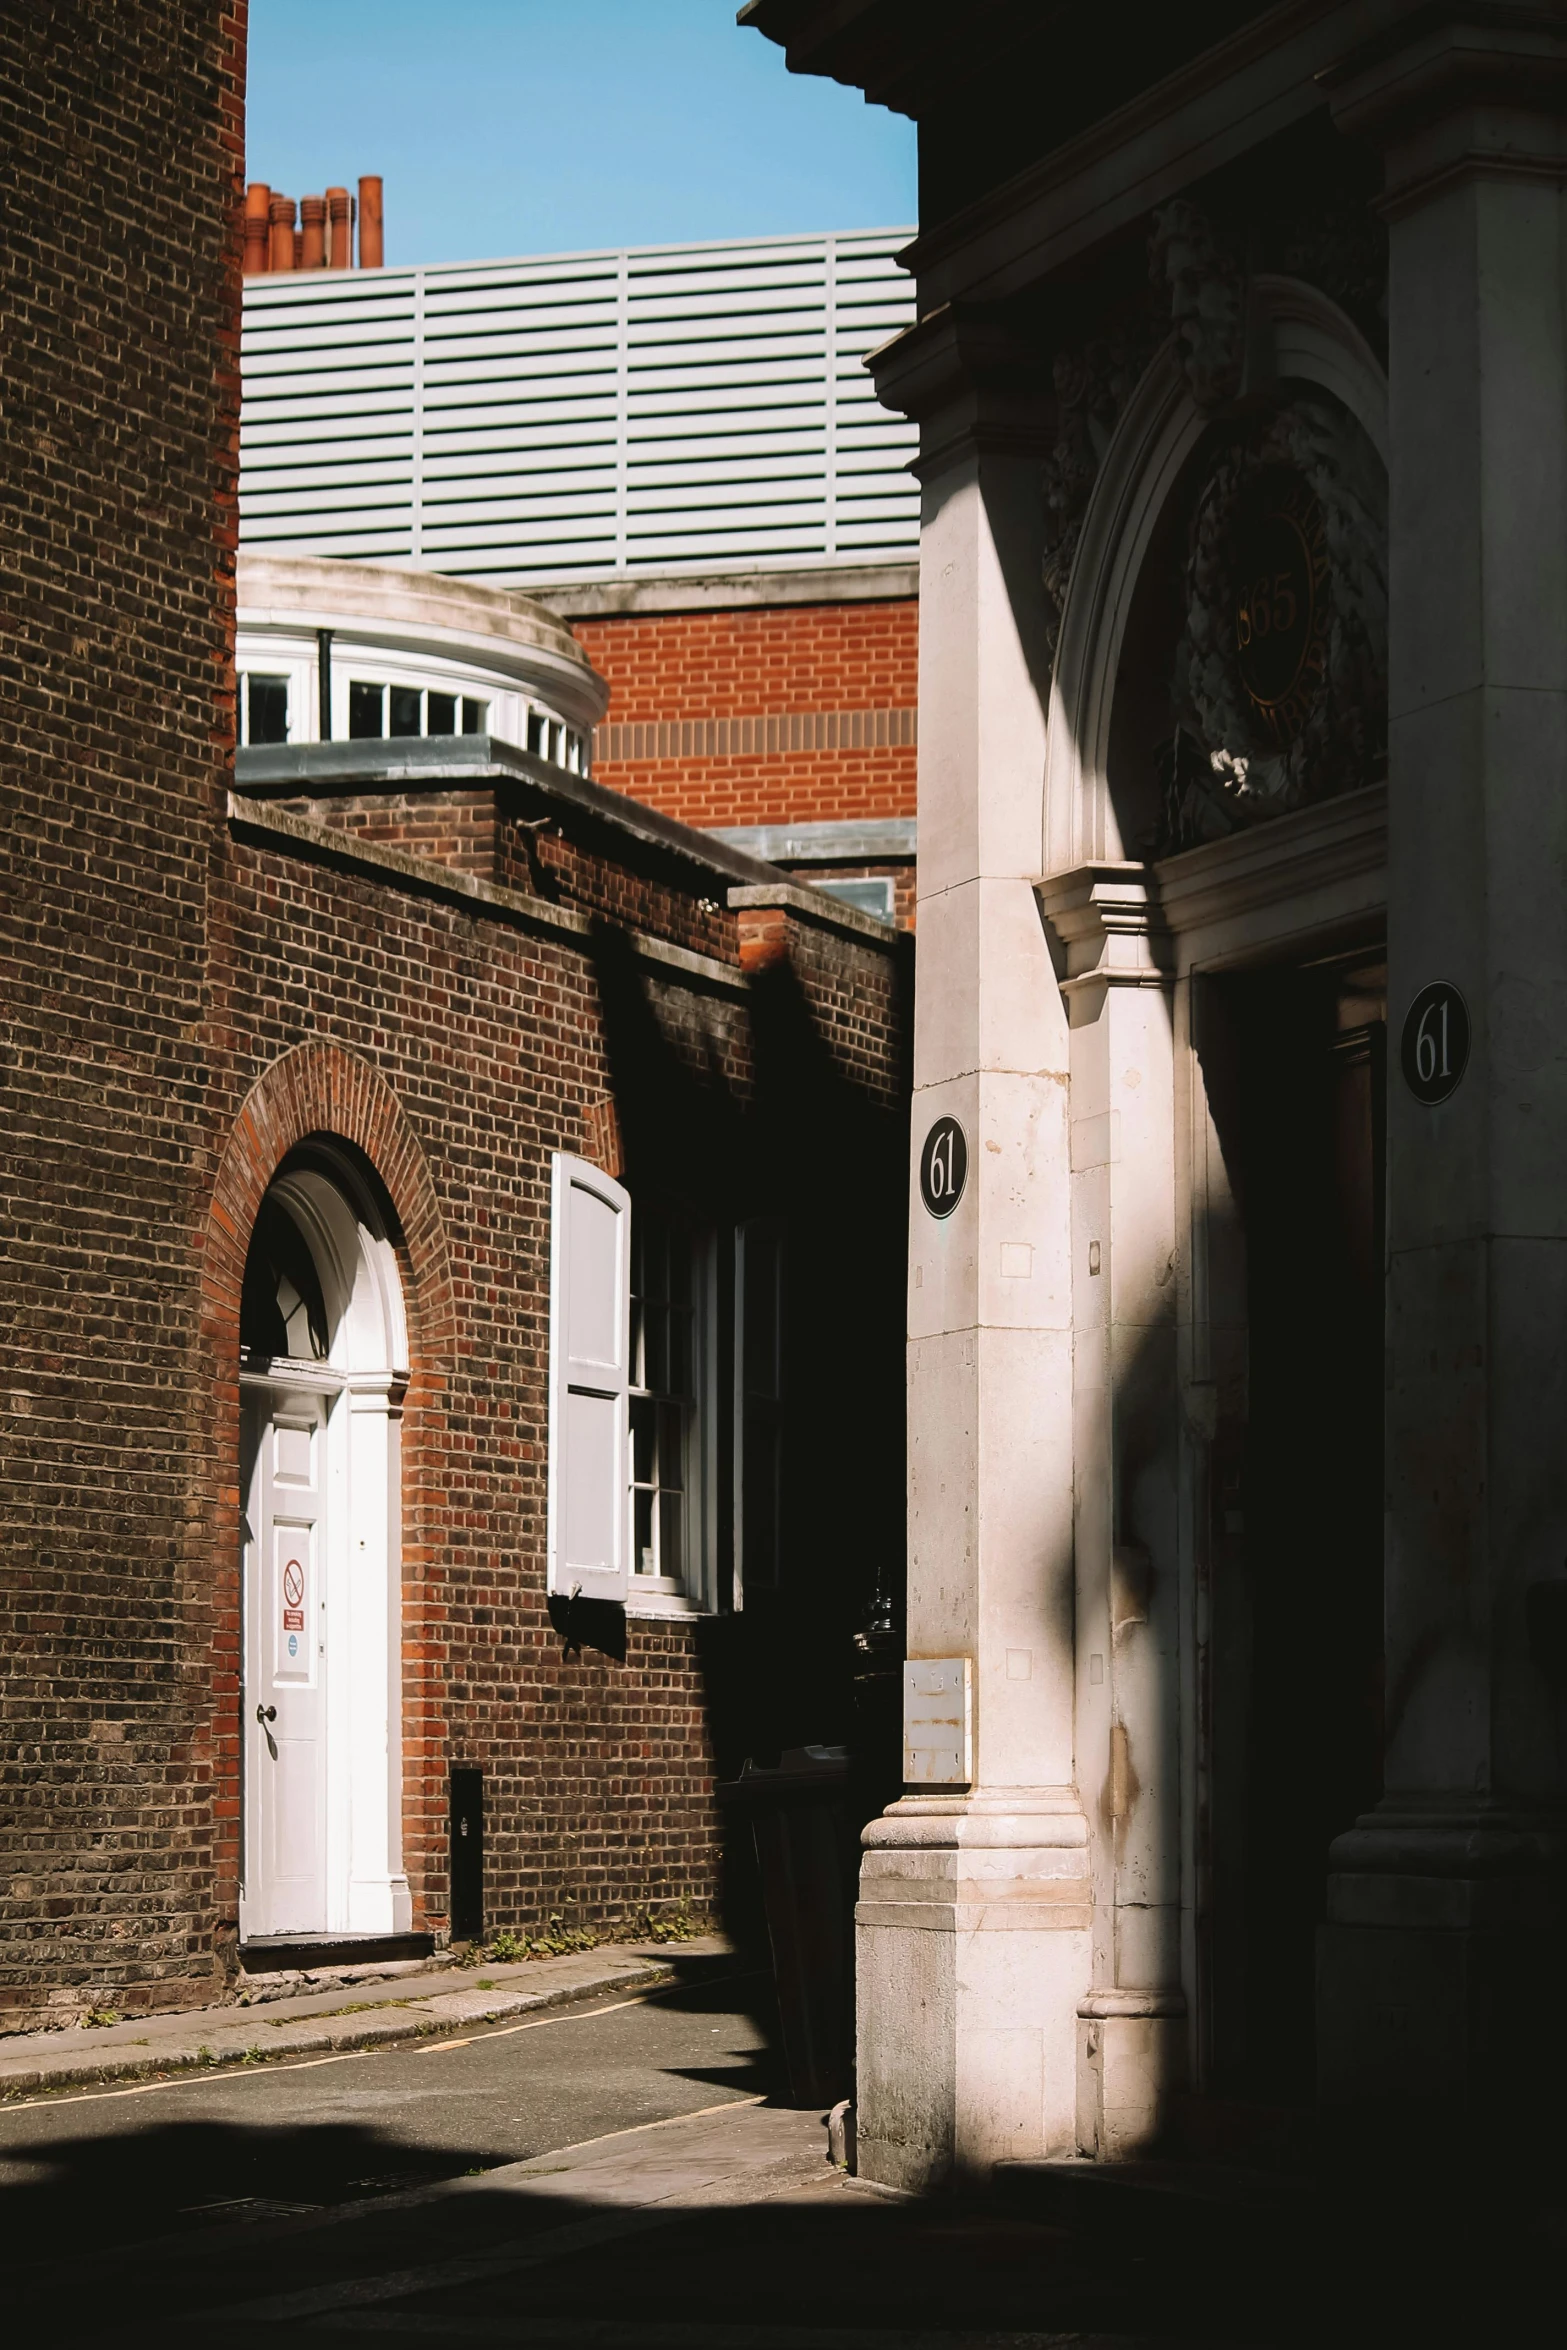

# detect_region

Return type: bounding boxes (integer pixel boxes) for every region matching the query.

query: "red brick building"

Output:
[0,3,907,2031]
[237,219,922,926]
[558,571,919,928]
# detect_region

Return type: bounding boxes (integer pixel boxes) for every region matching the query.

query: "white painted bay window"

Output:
[347,680,490,739]
[241,671,292,746]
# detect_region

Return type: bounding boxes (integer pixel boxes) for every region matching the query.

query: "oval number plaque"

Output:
[920,1116,968,1219]
[1400,981,1470,1106]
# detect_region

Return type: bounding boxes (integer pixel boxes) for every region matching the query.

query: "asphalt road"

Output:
[0,1955,774,2228]
[2,1950,1530,2350]
[1,1952,805,2340]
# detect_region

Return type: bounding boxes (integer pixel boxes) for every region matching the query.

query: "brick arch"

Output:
[203,1039,456,1366]
[199,1041,457,1960]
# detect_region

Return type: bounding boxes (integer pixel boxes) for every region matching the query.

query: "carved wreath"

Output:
[1170,395,1386,837]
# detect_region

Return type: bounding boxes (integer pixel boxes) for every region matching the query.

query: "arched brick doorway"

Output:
[203,1043,456,1955]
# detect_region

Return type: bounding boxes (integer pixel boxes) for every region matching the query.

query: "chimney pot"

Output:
[244,182,271,274]
[358,175,384,270]
[300,195,327,269]
[326,186,352,271]
[268,193,297,272]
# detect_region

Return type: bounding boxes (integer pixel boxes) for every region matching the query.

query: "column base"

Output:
[1317,1803,1567,2115]
[855,1790,1091,2189]
[1076,1988,1187,2159]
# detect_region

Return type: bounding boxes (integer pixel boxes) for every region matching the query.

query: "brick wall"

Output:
[0,1,246,2031]
[200,804,906,1983]
[0,5,909,2037]
[574,600,918,830]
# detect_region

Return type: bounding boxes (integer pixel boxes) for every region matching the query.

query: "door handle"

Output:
[256,1705,277,1723]
[255,1703,278,1760]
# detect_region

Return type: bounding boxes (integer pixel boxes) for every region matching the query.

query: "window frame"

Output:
[346,678,490,741]
[626,1211,718,1614]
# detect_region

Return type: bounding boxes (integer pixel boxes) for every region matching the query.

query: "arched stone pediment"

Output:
[1043,276,1388,879]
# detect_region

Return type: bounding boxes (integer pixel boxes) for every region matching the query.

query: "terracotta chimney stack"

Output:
[326,187,352,271]
[300,195,327,269]
[244,182,271,274]
[268,193,297,272]
[358,175,383,269]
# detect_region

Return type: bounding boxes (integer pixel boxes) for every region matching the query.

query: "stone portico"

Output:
[747,0,1567,2183]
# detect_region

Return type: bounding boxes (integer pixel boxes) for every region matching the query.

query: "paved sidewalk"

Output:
[192,2097,837,2331]
[0,1935,724,2102]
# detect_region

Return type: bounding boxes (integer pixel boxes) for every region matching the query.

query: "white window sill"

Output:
[625,1587,707,1621]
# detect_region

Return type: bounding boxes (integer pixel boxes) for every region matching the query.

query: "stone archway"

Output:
[1044,277,1389,876]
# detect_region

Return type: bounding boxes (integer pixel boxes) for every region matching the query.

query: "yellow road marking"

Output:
[0,1980,712,2117]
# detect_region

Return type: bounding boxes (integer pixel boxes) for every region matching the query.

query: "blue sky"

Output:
[246,0,915,264]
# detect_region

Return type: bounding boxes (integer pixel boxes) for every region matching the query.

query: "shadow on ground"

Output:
[3,1959,1559,2347]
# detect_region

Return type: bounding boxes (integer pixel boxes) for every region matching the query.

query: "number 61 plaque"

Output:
[1400,981,1470,1107]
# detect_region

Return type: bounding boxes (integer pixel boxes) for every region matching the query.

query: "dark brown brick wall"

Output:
[199,807,905,1976]
[0,1,246,2030]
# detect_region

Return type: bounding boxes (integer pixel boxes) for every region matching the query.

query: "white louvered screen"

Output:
[240,230,918,586]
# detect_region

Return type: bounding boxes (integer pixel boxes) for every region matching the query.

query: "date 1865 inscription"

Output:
[1233,467,1331,748]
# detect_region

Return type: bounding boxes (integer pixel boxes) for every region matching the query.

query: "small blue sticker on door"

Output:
[288,1633,298,1656]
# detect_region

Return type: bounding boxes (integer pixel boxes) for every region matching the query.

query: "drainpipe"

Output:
[244,183,271,274]
[326,187,352,271]
[300,195,327,269]
[358,175,383,269]
[317,631,334,742]
[268,194,296,272]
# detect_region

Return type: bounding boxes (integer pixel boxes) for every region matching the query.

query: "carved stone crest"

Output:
[1163,396,1386,848]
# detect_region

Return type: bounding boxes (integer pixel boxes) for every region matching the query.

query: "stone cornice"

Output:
[1152,780,1387,941]
[867,303,1052,475]
[896,1,1407,309]
[1325,6,1567,213]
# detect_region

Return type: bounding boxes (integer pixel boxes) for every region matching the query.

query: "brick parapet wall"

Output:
[573,599,918,831]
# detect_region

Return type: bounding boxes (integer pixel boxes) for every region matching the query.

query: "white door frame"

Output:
[239,1158,411,1945]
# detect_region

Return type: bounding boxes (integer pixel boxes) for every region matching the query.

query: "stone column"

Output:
[1039,869,1185,2157]
[854,312,1092,2188]
[1320,13,1567,2112]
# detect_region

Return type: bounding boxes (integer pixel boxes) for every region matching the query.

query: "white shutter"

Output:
[547,1152,630,1602]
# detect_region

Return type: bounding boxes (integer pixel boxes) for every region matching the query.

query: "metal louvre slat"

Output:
[241,229,915,579]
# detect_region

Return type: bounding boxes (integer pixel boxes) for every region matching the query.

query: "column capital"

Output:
[1036,861,1172,1004]
[1326,6,1567,215]
[870,301,1053,479]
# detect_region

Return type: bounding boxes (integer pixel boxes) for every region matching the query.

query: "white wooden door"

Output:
[245,1391,328,1935]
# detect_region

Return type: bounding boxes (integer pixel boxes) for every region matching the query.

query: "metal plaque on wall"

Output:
[1401,981,1470,1106]
[919,1116,967,1219]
